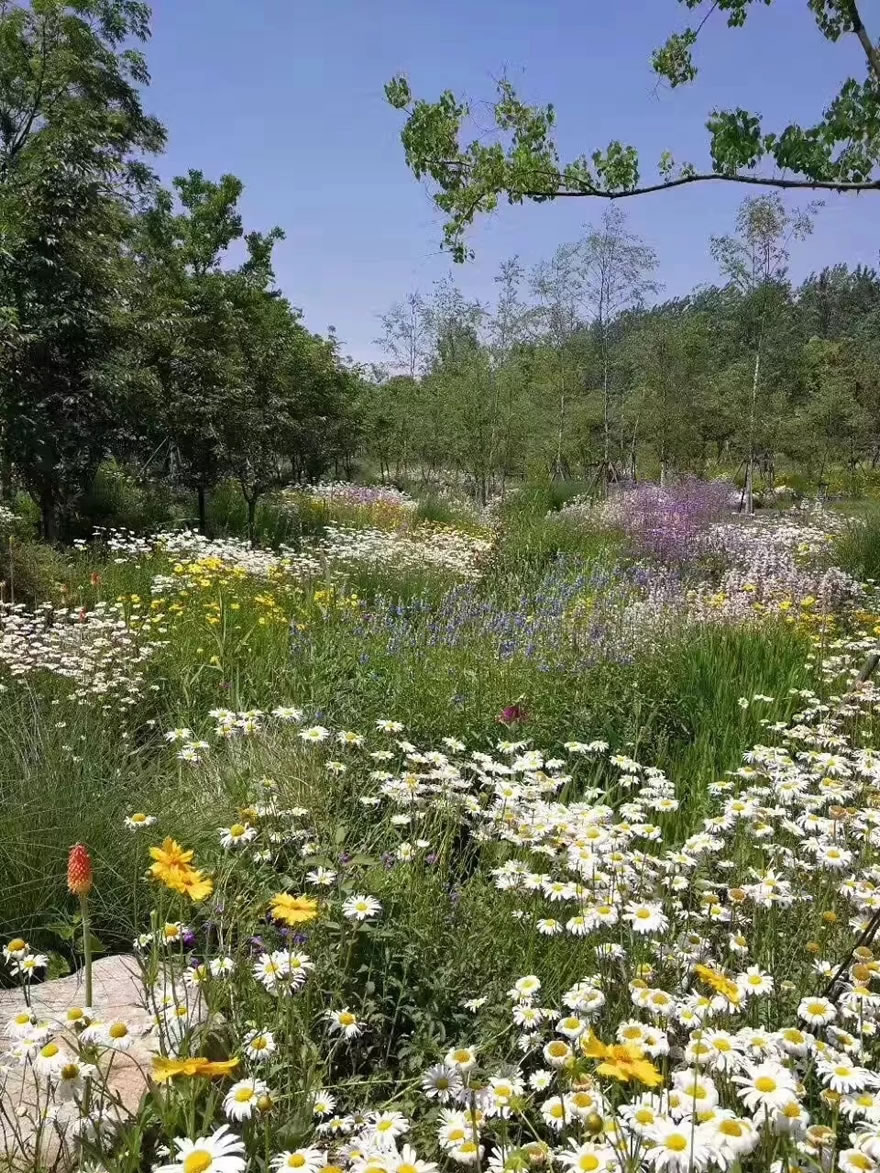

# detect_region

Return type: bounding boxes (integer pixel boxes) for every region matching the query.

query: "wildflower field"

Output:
[6,481,880,1173]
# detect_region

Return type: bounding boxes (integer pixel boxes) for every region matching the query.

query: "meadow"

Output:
[4,478,880,1173]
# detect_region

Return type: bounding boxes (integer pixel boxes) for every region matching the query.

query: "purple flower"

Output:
[498,703,527,726]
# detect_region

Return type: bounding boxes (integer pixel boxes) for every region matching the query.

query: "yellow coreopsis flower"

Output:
[694,963,741,1005]
[582,1033,663,1087]
[149,838,213,902]
[152,1055,239,1083]
[270,893,319,926]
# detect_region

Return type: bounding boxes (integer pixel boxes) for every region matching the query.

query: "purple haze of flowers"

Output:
[608,479,730,566]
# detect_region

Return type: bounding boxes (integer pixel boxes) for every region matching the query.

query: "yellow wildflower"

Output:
[152,1056,239,1083]
[270,893,319,926]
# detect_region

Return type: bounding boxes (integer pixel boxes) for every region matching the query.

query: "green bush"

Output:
[77,460,177,534]
[835,512,880,580]
[0,539,69,604]
[206,480,300,545]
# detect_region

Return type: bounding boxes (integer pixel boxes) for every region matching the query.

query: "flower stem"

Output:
[80,893,93,1009]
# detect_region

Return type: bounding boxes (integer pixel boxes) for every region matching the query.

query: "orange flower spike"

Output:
[67,844,93,897]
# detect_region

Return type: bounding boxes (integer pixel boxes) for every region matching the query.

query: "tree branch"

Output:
[432,160,880,199]
[849,0,880,84]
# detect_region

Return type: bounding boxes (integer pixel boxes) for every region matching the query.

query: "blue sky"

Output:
[146,0,879,364]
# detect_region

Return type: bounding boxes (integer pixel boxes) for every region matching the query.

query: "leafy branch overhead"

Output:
[385,0,880,260]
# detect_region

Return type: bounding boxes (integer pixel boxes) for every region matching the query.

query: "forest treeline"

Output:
[366,202,880,507]
[2,2,880,545]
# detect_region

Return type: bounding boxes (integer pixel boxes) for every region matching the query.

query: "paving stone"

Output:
[0,955,152,1167]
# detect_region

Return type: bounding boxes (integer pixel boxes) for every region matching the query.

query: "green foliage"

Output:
[207,481,300,546]
[0,0,166,540]
[0,539,68,604]
[387,2,880,259]
[835,510,880,579]
[77,461,177,535]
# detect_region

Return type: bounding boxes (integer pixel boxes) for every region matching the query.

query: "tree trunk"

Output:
[744,343,762,516]
[554,377,566,481]
[602,339,611,484]
[0,447,12,502]
[40,487,57,543]
[197,485,207,534]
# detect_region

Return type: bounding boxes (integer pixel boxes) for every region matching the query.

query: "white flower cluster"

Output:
[0,601,158,707]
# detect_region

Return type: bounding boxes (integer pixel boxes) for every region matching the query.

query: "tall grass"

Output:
[835,509,880,580]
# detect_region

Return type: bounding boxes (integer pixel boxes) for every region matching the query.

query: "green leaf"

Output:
[46,952,71,981]
[46,920,76,942]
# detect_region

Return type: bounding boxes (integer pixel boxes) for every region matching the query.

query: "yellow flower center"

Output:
[235,1088,254,1102]
[66,1008,84,1021]
[579,1159,599,1172]
[130,814,147,823]
[183,1151,213,1173]
[714,1039,731,1052]
[109,1023,128,1039]
[60,1063,80,1080]
[835,1066,852,1077]
[720,1121,743,1137]
[40,1043,59,1058]
[229,824,246,837]
[452,1048,470,1062]
[755,1076,777,1093]
[550,1103,564,1118]
[7,939,26,953]
[339,1012,356,1026]
[548,1042,568,1056]
[251,1037,267,1050]
[806,1002,826,1015]
[665,1136,688,1153]
[635,909,651,919]
[635,1108,654,1124]
[399,1165,418,1173]
[14,1013,30,1026]
[447,1129,465,1143]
